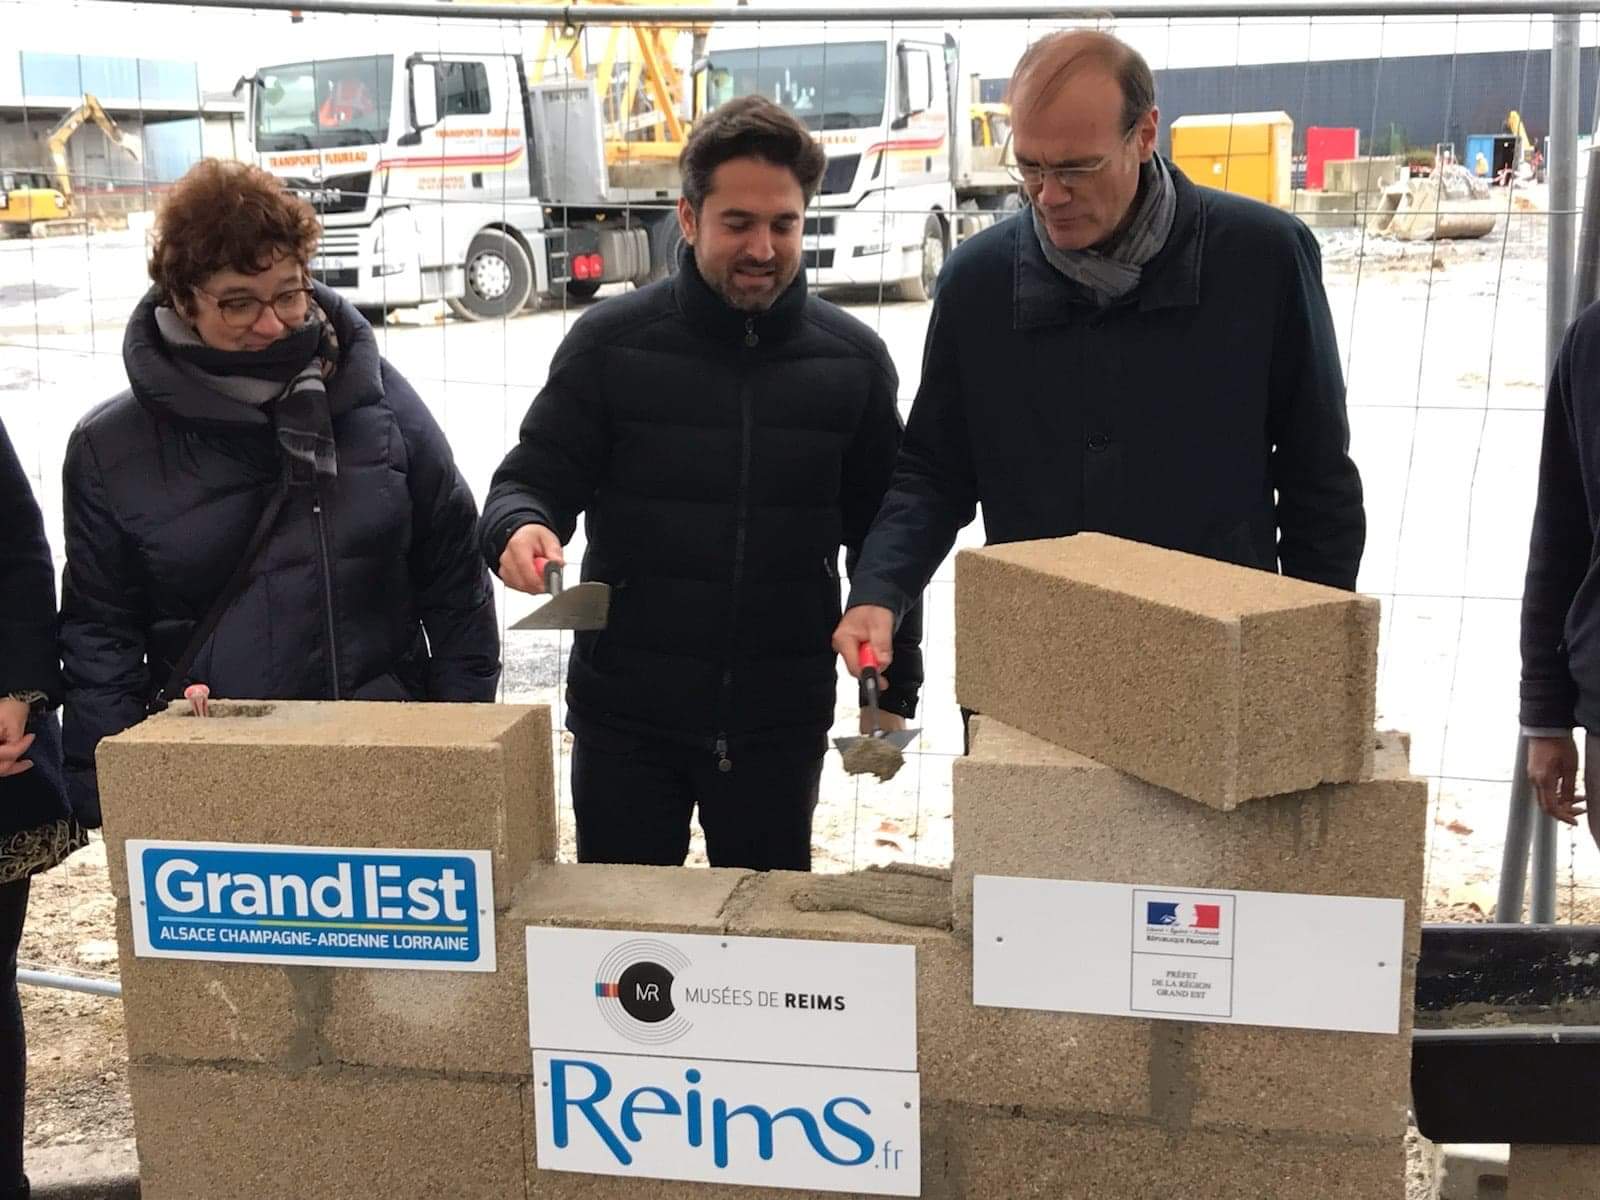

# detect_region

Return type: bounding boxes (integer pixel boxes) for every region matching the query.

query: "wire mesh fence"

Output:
[6,2,1600,1030]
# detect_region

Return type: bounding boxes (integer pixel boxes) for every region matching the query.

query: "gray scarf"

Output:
[155,305,340,481]
[1032,154,1178,306]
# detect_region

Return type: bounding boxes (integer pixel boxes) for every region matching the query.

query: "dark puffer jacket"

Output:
[480,247,923,754]
[60,285,500,825]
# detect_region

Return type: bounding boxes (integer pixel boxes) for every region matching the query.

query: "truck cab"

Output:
[249,49,559,319]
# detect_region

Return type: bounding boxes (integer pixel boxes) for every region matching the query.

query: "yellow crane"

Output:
[471,0,714,168]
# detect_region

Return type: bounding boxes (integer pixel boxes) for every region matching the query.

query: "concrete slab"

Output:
[1440,1143,1509,1199]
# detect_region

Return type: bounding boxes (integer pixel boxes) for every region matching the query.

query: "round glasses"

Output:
[196,283,315,330]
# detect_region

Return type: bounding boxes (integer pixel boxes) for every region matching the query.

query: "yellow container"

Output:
[1170,111,1294,208]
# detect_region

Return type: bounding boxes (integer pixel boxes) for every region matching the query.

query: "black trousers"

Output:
[571,725,823,871]
[1,877,28,1192]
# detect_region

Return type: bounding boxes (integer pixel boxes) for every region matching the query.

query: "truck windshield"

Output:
[705,42,886,131]
[255,56,394,150]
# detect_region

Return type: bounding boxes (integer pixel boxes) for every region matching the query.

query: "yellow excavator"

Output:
[0,93,142,237]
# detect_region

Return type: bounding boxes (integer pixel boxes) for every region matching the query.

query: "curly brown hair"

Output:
[149,158,321,312]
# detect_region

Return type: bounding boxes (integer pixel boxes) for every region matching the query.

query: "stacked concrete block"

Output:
[1324,154,1406,195]
[954,533,1379,809]
[951,534,1425,1196]
[1508,1145,1600,1199]
[101,700,554,1199]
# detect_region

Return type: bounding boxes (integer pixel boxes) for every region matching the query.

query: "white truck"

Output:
[701,23,1016,300]
[242,26,1014,318]
[245,46,670,319]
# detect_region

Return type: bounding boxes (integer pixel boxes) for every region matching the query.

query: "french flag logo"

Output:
[1146,901,1222,930]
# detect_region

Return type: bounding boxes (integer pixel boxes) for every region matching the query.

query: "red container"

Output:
[1306,126,1360,190]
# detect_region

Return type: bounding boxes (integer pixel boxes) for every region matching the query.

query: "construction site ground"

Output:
[0,210,1584,1185]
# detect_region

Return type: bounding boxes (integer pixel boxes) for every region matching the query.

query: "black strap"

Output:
[148,471,291,715]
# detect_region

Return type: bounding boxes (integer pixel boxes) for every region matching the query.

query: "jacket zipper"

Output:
[715,317,760,772]
[312,488,342,700]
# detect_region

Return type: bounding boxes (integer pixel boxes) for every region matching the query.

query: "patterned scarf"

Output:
[156,304,341,482]
[1032,154,1178,306]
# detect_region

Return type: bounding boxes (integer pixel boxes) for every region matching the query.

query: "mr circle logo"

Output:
[594,938,692,1045]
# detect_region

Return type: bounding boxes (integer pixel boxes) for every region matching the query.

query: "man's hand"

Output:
[0,697,35,778]
[498,523,564,595]
[833,605,894,678]
[1528,734,1583,825]
[860,710,907,737]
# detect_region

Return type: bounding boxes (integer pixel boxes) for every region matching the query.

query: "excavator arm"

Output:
[44,93,142,202]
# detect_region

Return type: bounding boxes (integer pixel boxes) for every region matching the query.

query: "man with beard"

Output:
[481,95,921,870]
[832,30,1365,689]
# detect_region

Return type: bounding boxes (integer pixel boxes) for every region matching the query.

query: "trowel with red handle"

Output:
[833,642,919,781]
[510,557,611,631]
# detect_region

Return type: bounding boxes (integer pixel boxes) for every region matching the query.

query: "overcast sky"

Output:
[4,0,1597,93]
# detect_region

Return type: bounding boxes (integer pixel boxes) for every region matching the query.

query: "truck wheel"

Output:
[642,213,684,285]
[447,229,532,321]
[897,216,946,303]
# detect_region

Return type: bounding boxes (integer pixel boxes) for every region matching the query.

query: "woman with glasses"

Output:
[59,158,500,826]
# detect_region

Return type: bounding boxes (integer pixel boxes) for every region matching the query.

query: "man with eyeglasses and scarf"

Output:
[832,30,1366,690]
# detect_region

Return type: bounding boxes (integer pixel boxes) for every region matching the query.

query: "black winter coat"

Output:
[0,415,69,833]
[480,248,923,752]
[1521,302,1600,732]
[60,286,500,826]
[847,163,1366,622]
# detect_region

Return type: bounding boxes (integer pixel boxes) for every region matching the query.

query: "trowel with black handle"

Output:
[833,642,919,782]
[510,557,611,632]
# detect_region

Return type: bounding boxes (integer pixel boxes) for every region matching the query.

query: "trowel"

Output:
[833,642,919,782]
[510,557,611,632]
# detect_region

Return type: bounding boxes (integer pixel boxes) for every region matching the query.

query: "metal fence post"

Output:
[1496,733,1535,920]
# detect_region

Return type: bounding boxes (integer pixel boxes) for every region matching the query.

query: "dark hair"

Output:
[1006,30,1156,133]
[148,158,321,310]
[678,94,827,211]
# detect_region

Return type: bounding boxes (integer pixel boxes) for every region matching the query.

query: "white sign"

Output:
[531,1050,921,1195]
[973,875,1405,1034]
[527,928,921,1195]
[127,839,495,972]
[526,928,916,1070]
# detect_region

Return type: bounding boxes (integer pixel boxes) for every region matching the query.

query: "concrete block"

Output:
[118,897,533,1075]
[128,1063,528,1199]
[954,719,1425,923]
[954,534,1378,809]
[919,934,1154,1117]
[1440,1143,1508,1199]
[953,718,1424,1139]
[1509,1145,1600,1199]
[1324,154,1406,195]
[97,701,553,907]
[511,861,751,932]
[1292,189,1360,228]
[114,901,302,1065]
[322,908,531,1075]
[942,1103,1406,1199]
[332,864,750,1076]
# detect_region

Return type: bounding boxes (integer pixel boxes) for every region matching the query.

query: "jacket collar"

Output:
[123,281,385,429]
[1014,158,1205,330]
[672,241,808,346]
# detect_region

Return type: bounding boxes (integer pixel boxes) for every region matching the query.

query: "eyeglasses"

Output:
[196,283,314,330]
[1005,122,1140,190]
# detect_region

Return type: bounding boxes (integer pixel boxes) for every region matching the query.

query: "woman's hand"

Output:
[0,697,35,778]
